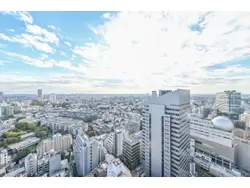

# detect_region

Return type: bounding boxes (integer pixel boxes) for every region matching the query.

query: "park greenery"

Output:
[15,122,51,139]
[85,130,99,137]
[0,121,51,148]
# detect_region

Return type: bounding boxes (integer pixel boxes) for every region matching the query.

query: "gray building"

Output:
[123,135,140,170]
[216,90,241,114]
[49,150,61,176]
[37,154,49,176]
[142,89,190,177]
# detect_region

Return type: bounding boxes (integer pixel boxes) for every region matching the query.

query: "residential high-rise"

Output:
[37,89,43,103]
[104,130,124,157]
[25,153,37,177]
[36,133,72,157]
[142,89,190,177]
[239,112,250,129]
[216,90,241,114]
[123,135,141,170]
[73,134,100,176]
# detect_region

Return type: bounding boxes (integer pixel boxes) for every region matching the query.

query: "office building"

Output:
[49,93,57,104]
[123,135,141,170]
[239,112,250,129]
[104,130,124,157]
[1,106,14,116]
[190,114,238,176]
[37,89,43,103]
[25,153,37,177]
[216,90,241,114]
[73,134,100,176]
[142,89,190,177]
[49,150,61,176]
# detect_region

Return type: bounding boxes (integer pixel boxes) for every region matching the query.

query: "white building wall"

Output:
[25,153,37,176]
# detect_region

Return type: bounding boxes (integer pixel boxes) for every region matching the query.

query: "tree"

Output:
[61,151,66,160]
[37,131,47,139]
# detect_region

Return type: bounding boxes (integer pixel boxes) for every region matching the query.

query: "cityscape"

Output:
[1,11,250,177]
[0,89,250,177]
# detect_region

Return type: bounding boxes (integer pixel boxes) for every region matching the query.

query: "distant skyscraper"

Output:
[216,90,241,114]
[37,89,43,103]
[25,153,37,177]
[142,89,190,177]
[73,134,100,176]
[49,93,57,104]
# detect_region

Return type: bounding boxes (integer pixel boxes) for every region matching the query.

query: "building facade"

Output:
[49,150,61,176]
[239,112,250,129]
[216,90,241,114]
[37,89,43,103]
[36,133,72,157]
[73,134,100,176]
[123,135,141,170]
[142,89,190,177]
[25,153,37,177]
[190,114,236,175]
[104,130,124,157]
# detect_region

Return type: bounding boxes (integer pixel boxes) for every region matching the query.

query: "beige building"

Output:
[37,133,72,157]
[239,112,250,128]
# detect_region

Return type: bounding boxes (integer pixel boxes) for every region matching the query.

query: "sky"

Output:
[0,11,250,94]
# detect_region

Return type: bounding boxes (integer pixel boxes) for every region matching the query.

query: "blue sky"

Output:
[0,11,250,94]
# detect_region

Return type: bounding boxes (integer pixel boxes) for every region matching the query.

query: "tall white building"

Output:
[142,89,190,177]
[239,112,250,128]
[216,90,241,114]
[25,153,37,177]
[104,130,124,157]
[49,93,57,104]
[37,89,43,103]
[36,134,72,157]
[73,134,100,176]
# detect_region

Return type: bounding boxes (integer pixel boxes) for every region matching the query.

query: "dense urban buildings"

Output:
[142,89,190,177]
[0,87,250,177]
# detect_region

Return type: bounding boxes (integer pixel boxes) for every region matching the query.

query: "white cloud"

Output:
[18,12,33,24]
[103,13,111,19]
[0,33,55,53]
[2,11,33,24]
[64,41,71,47]
[26,24,59,45]
[8,29,15,32]
[72,11,250,93]
[48,25,56,30]
[60,51,67,57]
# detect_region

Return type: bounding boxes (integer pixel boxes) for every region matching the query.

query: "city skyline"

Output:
[1,11,250,94]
